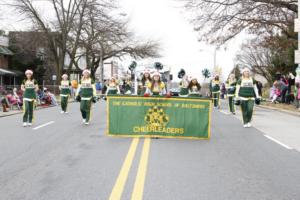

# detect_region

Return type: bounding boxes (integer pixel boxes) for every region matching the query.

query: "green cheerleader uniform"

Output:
[210,80,221,108]
[188,85,201,97]
[179,79,189,97]
[138,79,151,96]
[236,78,259,125]
[106,83,119,95]
[60,80,71,112]
[226,80,236,113]
[22,79,38,123]
[124,81,132,95]
[77,78,96,122]
[147,82,166,96]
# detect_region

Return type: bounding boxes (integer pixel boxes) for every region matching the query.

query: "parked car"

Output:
[169,88,180,96]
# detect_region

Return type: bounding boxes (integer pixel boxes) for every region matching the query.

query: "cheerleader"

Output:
[21,69,38,127]
[188,77,201,97]
[124,76,132,95]
[138,70,152,95]
[106,77,120,95]
[210,75,221,108]
[179,75,189,97]
[235,67,261,128]
[146,72,166,96]
[59,74,71,114]
[76,69,97,125]
[226,74,237,114]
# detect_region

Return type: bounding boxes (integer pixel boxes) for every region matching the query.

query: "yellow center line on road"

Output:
[131,138,151,200]
[109,138,140,200]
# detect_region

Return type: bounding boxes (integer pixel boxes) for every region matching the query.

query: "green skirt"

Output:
[138,87,147,96]
[179,88,189,96]
[107,89,117,95]
[188,93,201,98]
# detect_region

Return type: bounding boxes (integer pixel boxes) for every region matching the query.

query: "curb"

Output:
[258,105,300,117]
[0,100,76,118]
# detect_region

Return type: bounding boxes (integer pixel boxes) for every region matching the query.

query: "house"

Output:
[8,31,125,86]
[0,35,21,89]
[8,31,58,86]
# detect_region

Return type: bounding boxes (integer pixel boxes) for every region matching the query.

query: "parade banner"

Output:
[106,96,212,140]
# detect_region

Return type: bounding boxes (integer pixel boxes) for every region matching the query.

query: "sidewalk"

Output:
[0,105,56,118]
[0,98,76,118]
[259,102,300,117]
[0,109,22,117]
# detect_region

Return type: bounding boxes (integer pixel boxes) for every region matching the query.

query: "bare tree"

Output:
[236,40,274,83]
[183,0,297,45]
[7,0,90,83]
[78,2,161,80]
[235,32,296,85]
[7,0,160,81]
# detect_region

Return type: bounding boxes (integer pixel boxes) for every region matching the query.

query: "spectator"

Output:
[270,82,281,104]
[1,91,9,112]
[6,94,18,109]
[45,89,58,106]
[37,88,45,105]
[280,75,288,103]
[95,81,101,92]
[221,83,226,99]
[286,73,295,104]
[295,67,300,110]
[13,88,23,107]
[101,80,108,95]
[256,81,263,97]
[71,79,78,98]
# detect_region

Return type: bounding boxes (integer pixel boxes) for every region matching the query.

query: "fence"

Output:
[0,85,62,95]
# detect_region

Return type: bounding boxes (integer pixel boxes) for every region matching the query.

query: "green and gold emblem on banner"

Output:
[133,106,184,135]
[145,106,169,127]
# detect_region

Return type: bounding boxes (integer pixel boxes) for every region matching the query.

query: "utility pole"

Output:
[213,47,217,70]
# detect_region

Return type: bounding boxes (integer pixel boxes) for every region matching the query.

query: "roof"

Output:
[0,46,14,55]
[0,68,22,76]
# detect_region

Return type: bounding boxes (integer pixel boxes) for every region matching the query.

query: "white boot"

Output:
[82,119,86,124]
[28,123,32,127]
[85,121,89,125]
[60,111,64,114]
[243,124,247,128]
[23,122,27,127]
[247,123,252,128]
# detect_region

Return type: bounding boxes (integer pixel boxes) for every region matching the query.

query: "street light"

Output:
[199,46,220,69]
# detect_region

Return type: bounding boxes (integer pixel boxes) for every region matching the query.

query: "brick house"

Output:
[0,35,21,88]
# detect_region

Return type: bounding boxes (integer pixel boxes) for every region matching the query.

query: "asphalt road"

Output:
[0,100,300,200]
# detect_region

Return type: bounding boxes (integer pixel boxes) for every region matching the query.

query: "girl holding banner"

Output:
[124,76,132,95]
[139,70,152,95]
[235,67,261,128]
[106,77,120,95]
[59,74,71,114]
[76,69,97,125]
[21,69,39,127]
[188,77,201,97]
[146,72,166,96]
[179,75,190,97]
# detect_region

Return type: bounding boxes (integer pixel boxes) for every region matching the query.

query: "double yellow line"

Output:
[109,138,151,200]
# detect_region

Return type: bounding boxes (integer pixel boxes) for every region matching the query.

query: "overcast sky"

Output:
[119,0,246,81]
[0,0,246,81]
